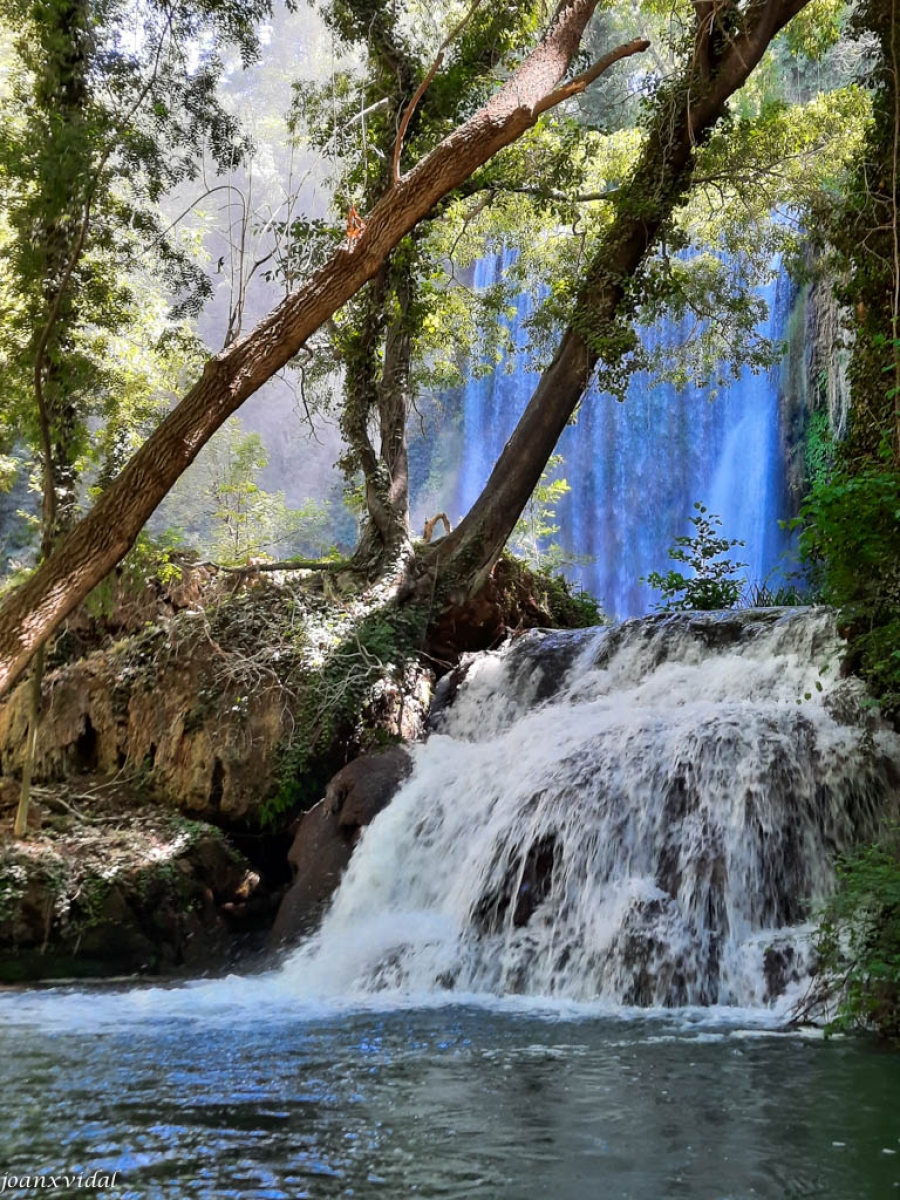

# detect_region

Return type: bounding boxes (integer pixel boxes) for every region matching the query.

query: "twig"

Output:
[392,0,484,184]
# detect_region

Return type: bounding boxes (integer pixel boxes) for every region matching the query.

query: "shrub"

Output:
[643,503,746,611]
[813,830,900,1040]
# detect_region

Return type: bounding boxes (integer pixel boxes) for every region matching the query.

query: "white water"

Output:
[278,608,898,1011]
[4,607,897,1034]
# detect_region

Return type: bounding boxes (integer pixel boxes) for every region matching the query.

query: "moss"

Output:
[0,857,29,924]
[264,601,428,825]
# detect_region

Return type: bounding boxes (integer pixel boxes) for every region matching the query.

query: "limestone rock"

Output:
[271,746,412,945]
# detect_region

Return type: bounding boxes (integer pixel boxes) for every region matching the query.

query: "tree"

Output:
[294,0,617,572]
[0,0,648,697]
[0,0,272,832]
[417,0,815,602]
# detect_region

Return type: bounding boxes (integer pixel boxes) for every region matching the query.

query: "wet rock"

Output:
[473,834,559,934]
[429,629,594,731]
[271,747,412,945]
[763,942,802,1003]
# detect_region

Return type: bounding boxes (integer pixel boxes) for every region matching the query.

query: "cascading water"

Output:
[281,608,898,1012]
[454,253,794,617]
[2,614,899,1200]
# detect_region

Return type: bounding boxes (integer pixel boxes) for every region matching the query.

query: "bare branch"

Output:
[392,0,484,184]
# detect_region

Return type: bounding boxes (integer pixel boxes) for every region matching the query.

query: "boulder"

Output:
[271,746,412,945]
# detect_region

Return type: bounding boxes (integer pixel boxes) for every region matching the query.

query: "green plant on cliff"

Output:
[265,601,428,824]
[644,504,747,612]
[804,408,836,491]
[795,0,900,718]
[83,530,185,621]
[795,452,900,717]
[527,564,606,628]
[813,829,900,1040]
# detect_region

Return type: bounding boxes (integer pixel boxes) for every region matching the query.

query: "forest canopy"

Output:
[0,0,893,699]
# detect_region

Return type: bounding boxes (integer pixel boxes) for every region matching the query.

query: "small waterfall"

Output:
[281,608,899,1010]
[454,254,794,617]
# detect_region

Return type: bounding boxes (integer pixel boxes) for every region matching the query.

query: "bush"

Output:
[794,464,900,718]
[643,503,746,611]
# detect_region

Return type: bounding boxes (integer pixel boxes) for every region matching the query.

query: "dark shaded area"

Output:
[271,746,413,945]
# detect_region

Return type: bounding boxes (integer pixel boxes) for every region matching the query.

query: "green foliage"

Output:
[159,418,333,565]
[265,602,428,824]
[814,829,900,1040]
[530,567,606,629]
[644,503,747,611]
[782,0,845,59]
[804,408,835,490]
[794,461,900,717]
[509,454,590,573]
[0,0,270,539]
[740,578,815,608]
[84,530,184,621]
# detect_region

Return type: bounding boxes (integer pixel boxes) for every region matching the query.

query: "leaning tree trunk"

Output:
[0,8,648,698]
[425,0,814,600]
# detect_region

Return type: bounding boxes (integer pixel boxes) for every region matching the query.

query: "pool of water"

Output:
[0,991,898,1199]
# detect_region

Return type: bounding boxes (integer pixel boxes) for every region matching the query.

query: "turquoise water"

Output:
[1,998,898,1199]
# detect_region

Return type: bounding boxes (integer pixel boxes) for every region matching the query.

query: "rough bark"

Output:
[349,253,417,570]
[427,0,814,596]
[0,8,648,697]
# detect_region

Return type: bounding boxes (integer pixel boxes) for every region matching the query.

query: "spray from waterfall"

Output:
[454,253,795,617]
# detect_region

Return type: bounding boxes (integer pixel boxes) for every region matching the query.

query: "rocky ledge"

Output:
[0,778,275,983]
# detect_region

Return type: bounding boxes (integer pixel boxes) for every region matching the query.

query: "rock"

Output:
[763,941,802,1003]
[0,592,434,830]
[474,834,559,934]
[0,809,268,982]
[271,746,412,945]
[0,648,287,825]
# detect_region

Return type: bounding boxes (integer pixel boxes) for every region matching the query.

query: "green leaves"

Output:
[814,829,900,1039]
[796,455,900,717]
[643,503,747,611]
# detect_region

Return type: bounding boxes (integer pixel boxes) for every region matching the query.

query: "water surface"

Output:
[1,997,898,1199]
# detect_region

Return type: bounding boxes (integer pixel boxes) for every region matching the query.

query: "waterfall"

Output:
[280,608,898,1011]
[454,254,794,618]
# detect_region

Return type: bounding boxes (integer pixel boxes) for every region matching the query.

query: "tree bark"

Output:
[349,251,418,571]
[428,0,813,597]
[0,15,649,697]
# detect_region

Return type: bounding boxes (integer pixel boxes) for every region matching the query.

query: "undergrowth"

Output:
[812,828,900,1041]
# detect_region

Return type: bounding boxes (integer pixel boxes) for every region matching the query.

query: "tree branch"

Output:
[0,1,649,697]
[392,0,485,184]
[538,39,651,113]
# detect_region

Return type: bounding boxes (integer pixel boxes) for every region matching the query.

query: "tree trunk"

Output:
[0,9,648,697]
[428,0,813,598]
[349,253,417,572]
[13,0,91,836]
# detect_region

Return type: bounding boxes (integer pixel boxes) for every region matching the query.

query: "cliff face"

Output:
[0,574,434,828]
[0,642,287,826]
[0,798,262,983]
[779,258,852,506]
[0,571,436,981]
